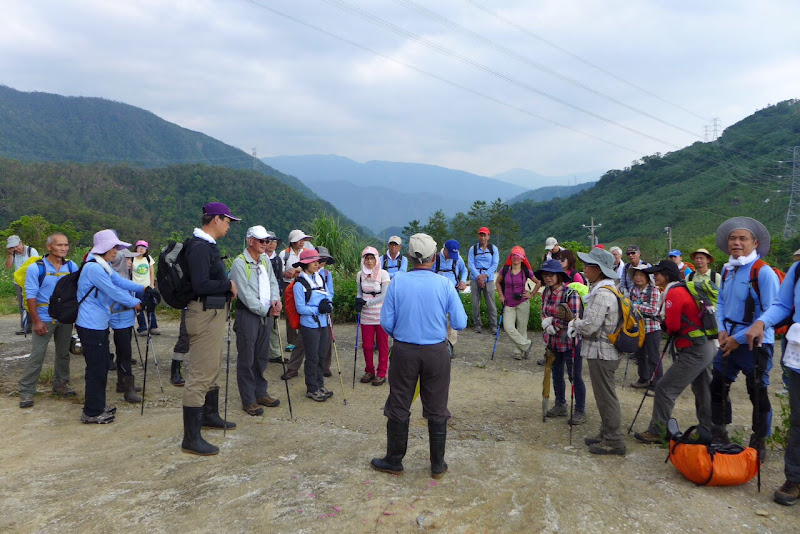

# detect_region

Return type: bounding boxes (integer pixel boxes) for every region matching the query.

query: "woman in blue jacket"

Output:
[76,230,149,424]
[110,248,145,403]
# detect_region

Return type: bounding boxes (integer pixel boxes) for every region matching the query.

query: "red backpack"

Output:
[284,278,311,330]
[722,259,788,335]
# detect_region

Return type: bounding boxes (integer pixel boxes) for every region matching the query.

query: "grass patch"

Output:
[38,368,54,386]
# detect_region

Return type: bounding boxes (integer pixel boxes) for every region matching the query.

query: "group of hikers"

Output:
[7,206,800,506]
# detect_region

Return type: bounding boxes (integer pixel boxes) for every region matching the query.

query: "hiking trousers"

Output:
[502,301,531,355]
[784,369,800,483]
[470,279,497,331]
[636,330,663,385]
[76,326,110,417]
[171,308,189,361]
[587,357,625,448]
[18,321,72,397]
[300,325,329,393]
[234,306,272,406]
[183,300,227,407]
[552,343,586,413]
[647,340,714,434]
[287,327,332,372]
[112,326,135,377]
[269,317,282,360]
[361,323,389,378]
[710,344,773,437]
[384,340,451,423]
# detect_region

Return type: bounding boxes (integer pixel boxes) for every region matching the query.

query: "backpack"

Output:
[600,285,645,352]
[434,254,464,285]
[49,262,96,324]
[285,277,322,329]
[679,279,720,340]
[382,254,401,273]
[721,259,789,335]
[666,418,759,487]
[157,238,197,309]
[679,261,696,280]
[15,257,77,311]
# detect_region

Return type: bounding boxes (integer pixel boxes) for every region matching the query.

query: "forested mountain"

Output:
[492,168,601,190]
[0,158,353,251]
[507,182,595,204]
[511,99,800,260]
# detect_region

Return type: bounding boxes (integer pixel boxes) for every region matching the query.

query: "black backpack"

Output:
[157,238,196,309]
[49,262,96,324]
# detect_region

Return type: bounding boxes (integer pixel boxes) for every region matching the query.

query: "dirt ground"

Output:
[0,314,797,533]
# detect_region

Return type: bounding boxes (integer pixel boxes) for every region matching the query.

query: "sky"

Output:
[2,0,799,183]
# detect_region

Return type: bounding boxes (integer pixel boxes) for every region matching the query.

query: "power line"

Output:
[390,0,702,139]
[461,0,707,122]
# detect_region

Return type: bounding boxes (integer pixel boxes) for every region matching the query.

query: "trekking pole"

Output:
[132,327,144,367]
[140,308,150,416]
[327,314,347,405]
[491,306,503,360]
[352,313,361,388]
[628,336,673,434]
[754,345,768,493]
[275,317,293,421]
[569,340,576,445]
[622,353,630,390]
[143,312,164,393]
[223,304,232,438]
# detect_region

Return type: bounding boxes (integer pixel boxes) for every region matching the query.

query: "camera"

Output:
[513,292,523,300]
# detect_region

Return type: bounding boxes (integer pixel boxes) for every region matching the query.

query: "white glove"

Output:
[541,316,554,330]
[545,324,557,335]
[567,319,578,339]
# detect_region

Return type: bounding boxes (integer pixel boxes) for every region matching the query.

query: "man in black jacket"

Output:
[181,202,240,456]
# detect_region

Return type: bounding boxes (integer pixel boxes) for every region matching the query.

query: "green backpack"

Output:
[681,279,720,340]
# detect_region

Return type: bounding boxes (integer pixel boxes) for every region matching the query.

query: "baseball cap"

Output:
[288,229,313,243]
[388,235,402,245]
[668,249,682,257]
[246,225,269,239]
[478,227,491,235]
[408,233,436,261]
[545,237,558,250]
[203,202,241,221]
[6,235,20,248]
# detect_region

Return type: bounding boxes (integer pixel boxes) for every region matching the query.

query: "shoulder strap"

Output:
[750,259,767,296]
[434,254,441,273]
[687,271,694,282]
[295,276,313,303]
[473,243,479,257]
[382,255,388,271]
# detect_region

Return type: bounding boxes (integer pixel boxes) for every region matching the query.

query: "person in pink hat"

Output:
[132,239,159,335]
[355,246,391,386]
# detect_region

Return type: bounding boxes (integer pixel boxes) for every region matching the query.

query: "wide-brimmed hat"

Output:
[535,259,572,283]
[643,260,681,282]
[716,217,770,256]
[288,229,313,243]
[545,237,558,251]
[292,249,321,268]
[690,248,715,263]
[202,202,241,221]
[577,248,619,279]
[6,235,20,248]
[118,249,142,258]
[316,246,336,265]
[626,263,651,281]
[408,233,437,261]
[90,229,132,255]
[264,230,281,243]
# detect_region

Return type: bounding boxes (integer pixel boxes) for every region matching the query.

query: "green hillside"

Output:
[512,99,800,263]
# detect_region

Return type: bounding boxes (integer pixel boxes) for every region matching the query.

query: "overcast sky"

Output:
[2,0,799,181]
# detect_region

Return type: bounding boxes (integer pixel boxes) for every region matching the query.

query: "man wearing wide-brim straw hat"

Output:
[688,248,721,286]
[566,248,625,455]
[711,216,778,458]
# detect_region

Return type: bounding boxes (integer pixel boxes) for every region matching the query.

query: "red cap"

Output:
[595,244,605,249]
[478,227,490,235]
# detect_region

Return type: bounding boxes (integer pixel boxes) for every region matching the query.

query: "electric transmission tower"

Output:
[252,147,258,170]
[783,146,800,239]
[711,117,720,140]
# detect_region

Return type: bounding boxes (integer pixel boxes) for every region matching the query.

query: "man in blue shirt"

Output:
[668,249,694,279]
[379,236,407,279]
[712,217,778,457]
[18,233,79,408]
[434,239,467,357]
[372,233,467,480]
[468,227,499,334]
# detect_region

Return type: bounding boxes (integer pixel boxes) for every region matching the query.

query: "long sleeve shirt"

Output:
[468,243,499,282]
[716,257,779,345]
[185,232,232,298]
[574,279,621,361]
[357,269,391,326]
[630,284,662,333]
[619,261,651,296]
[435,252,467,287]
[541,284,582,352]
[77,259,144,330]
[381,268,467,345]
[759,261,800,328]
[379,252,408,279]
[229,250,280,317]
[293,271,331,329]
[663,284,704,349]
[25,256,79,323]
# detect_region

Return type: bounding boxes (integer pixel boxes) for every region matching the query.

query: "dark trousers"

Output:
[384,340,451,423]
[636,330,664,385]
[113,326,134,376]
[172,308,189,358]
[710,344,773,437]
[785,369,800,482]
[285,316,298,345]
[234,307,272,405]
[287,326,332,372]
[300,326,329,393]
[552,343,586,413]
[77,326,110,417]
[136,309,159,332]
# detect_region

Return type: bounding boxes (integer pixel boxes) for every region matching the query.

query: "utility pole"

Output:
[783,146,800,239]
[252,147,258,170]
[664,226,673,254]
[582,217,601,247]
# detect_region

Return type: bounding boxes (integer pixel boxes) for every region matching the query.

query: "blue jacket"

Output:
[716,257,779,345]
[379,253,408,280]
[435,252,467,287]
[381,268,467,344]
[760,261,800,328]
[77,259,144,330]
[468,243,499,282]
[293,271,332,329]
[24,256,79,323]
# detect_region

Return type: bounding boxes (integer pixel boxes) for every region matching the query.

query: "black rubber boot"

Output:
[182,406,219,456]
[171,360,185,387]
[116,369,142,393]
[371,418,409,475]
[201,387,236,430]
[122,375,143,403]
[429,420,448,479]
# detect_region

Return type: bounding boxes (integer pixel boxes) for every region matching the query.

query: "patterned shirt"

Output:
[541,284,582,353]
[630,284,662,333]
[574,279,621,361]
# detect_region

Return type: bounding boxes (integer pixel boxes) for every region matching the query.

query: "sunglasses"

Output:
[253,238,273,244]
[626,251,638,255]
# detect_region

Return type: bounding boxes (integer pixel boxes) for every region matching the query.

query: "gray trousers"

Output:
[287,326,332,372]
[587,358,625,448]
[18,321,73,397]
[384,341,451,423]
[234,306,272,405]
[648,340,715,433]
[470,279,497,330]
[269,317,282,359]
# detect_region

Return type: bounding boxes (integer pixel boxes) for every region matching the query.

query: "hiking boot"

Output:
[546,403,568,418]
[584,432,602,446]
[104,405,117,415]
[372,376,386,386]
[122,376,143,403]
[281,369,299,380]
[201,388,236,430]
[116,372,141,393]
[52,382,77,397]
[284,344,295,353]
[749,434,767,462]
[360,372,375,383]
[429,420,448,479]
[634,430,662,444]
[137,329,148,337]
[589,443,625,456]
[474,327,482,334]
[243,403,264,416]
[371,419,409,475]
[630,379,649,389]
[269,355,285,363]
[170,360,185,387]
[81,411,115,424]
[323,369,332,377]
[568,411,586,425]
[19,396,34,409]
[320,387,334,399]
[256,395,280,407]
[182,406,219,456]
[711,425,730,445]
[775,480,800,506]
[306,389,328,402]
[522,343,533,360]
[149,328,161,335]
[513,352,524,361]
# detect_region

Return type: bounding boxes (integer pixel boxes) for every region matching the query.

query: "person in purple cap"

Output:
[180,202,240,455]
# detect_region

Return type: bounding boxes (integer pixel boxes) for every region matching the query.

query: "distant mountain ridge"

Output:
[492,168,601,189]
[507,182,595,204]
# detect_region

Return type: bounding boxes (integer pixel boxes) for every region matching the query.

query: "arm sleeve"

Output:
[356,273,364,299]
[458,258,468,283]
[760,261,798,327]
[24,261,42,299]
[716,274,728,332]
[468,247,479,279]
[447,284,468,330]
[575,290,611,337]
[111,271,145,295]
[400,256,408,273]
[91,267,141,309]
[490,245,499,274]
[663,288,682,335]
[325,271,334,300]
[366,272,391,307]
